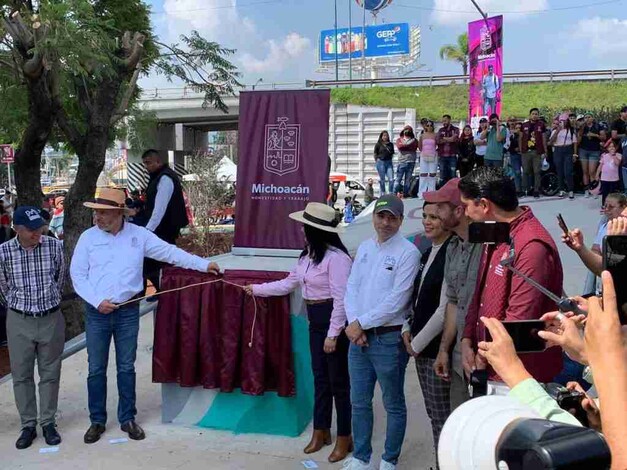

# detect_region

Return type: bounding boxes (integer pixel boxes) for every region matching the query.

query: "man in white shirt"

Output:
[141,149,189,291]
[343,194,420,470]
[70,188,218,445]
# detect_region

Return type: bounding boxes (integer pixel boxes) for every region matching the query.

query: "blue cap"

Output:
[13,206,46,230]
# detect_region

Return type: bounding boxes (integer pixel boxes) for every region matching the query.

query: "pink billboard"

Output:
[468,15,503,127]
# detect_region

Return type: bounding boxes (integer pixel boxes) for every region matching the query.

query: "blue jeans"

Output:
[509,152,523,191]
[394,161,416,195]
[349,330,409,465]
[553,145,575,192]
[85,302,140,425]
[439,156,457,184]
[376,159,394,194]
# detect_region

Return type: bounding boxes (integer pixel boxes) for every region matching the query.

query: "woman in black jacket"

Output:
[458,125,476,177]
[374,130,395,195]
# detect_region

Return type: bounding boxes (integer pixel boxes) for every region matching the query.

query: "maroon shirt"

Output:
[463,207,563,383]
[437,125,460,157]
[520,119,547,154]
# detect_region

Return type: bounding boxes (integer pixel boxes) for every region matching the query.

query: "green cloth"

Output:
[485,126,507,161]
[509,378,582,427]
[197,314,314,436]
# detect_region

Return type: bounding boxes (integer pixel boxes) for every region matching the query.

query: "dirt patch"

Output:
[176,230,233,258]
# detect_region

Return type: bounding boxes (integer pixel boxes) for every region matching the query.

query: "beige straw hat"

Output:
[83,188,128,210]
[289,202,343,233]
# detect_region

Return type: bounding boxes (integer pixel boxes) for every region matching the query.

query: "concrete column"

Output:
[175,123,184,151]
[329,104,337,172]
[358,111,364,182]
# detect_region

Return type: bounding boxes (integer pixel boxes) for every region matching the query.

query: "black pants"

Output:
[600,180,621,206]
[143,230,179,292]
[308,301,351,436]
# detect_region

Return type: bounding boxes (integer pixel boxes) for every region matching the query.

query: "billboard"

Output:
[319,23,410,62]
[468,16,503,125]
[233,90,331,252]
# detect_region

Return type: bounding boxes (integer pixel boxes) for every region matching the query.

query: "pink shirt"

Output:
[252,248,352,337]
[599,152,621,182]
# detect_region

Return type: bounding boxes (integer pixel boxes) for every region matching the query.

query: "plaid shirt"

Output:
[0,236,66,314]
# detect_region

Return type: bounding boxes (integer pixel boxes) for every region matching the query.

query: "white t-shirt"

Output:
[475,131,487,156]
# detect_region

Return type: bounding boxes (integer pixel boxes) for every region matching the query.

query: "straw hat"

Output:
[289,202,343,233]
[84,188,127,210]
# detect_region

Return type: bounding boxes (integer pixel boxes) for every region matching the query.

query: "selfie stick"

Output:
[499,259,586,316]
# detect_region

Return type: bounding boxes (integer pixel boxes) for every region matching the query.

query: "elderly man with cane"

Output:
[70,188,219,444]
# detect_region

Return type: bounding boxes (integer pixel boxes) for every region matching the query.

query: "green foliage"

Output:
[439,32,469,75]
[331,81,627,121]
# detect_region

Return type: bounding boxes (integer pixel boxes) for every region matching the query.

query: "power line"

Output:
[150,0,284,15]
[394,0,623,14]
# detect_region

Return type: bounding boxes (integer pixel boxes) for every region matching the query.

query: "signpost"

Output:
[0,144,14,191]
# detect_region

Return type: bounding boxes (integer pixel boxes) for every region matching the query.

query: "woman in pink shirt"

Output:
[244,202,353,463]
[596,141,622,206]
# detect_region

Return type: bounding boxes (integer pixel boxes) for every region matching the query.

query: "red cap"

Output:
[423,178,462,206]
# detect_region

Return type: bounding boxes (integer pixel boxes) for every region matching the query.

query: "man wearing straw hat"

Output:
[70,188,219,444]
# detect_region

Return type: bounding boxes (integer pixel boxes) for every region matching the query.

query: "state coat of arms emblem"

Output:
[264,117,301,176]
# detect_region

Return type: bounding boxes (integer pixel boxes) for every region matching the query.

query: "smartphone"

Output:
[469,222,511,244]
[602,235,627,324]
[485,320,547,353]
[557,213,569,236]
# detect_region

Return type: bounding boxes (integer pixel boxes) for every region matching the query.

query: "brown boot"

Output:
[328,435,354,463]
[303,429,332,454]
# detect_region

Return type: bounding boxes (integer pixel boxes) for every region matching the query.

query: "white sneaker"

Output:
[379,460,396,470]
[342,457,372,470]
[569,191,574,199]
[585,190,590,198]
[559,191,565,198]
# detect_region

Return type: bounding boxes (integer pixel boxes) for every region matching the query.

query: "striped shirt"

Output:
[0,236,66,314]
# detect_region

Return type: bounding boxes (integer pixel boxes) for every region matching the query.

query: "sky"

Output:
[141,0,627,90]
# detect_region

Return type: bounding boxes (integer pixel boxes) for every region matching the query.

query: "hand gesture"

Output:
[207,262,220,275]
[585,272,623,362]
[323,337,337,354]
[539,307,588,365]
[460,339,476,380]
[608,216,627,236]
[345,320,368,347]
[402,331,418,357]
[434,350,451,381]
[561,228,584,252]
[242,285,254,296]
[98,299,118,314]
[566,382,602,432]
[477,317,531,388]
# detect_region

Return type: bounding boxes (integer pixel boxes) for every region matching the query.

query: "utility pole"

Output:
[469,0,487,19]
[348,0,352,82]
[334,0,339,83]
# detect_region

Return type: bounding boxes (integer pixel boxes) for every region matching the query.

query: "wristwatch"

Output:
[327,336,338,341]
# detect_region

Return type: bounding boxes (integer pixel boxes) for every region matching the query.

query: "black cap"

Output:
[374,194,404,217]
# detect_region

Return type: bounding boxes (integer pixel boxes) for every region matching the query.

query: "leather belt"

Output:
[305,298,333,305]
[364,325,402,335]
[11,306,60,318]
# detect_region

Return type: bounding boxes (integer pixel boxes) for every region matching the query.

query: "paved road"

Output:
[0,195,604,469]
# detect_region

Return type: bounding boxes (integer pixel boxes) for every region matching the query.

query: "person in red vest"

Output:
[458,166,563,383]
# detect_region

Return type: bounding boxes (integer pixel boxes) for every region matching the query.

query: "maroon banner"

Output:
[234,90,331,251]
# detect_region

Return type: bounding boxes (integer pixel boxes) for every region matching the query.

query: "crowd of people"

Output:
[373,107,627,204]
[245,166,626,470]
[1,141,626,470]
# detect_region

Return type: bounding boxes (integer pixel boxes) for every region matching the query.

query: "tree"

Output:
[0,0,241,337]
[439,32,469,76]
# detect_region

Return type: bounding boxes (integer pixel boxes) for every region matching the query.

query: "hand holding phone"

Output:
[602,235,627,323]
[485,320,547,353]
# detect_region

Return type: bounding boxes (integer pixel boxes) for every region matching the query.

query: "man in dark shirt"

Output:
[519,108,547,198]
[458,167,563,383]
[141,149,189,291]
[437,115,460,184]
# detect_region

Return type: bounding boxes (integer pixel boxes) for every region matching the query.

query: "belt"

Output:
[364,325,402,335]
[305,298,333,305]
[11,306,60,318]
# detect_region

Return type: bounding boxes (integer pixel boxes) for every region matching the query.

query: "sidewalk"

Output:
[0,312,435,470]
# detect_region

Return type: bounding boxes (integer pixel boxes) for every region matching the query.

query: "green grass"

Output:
[331,80,627,121]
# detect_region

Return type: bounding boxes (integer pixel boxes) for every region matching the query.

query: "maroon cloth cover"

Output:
[152,268,295,397]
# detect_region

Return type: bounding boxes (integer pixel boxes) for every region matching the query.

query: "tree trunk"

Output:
[14,75,55,207]
[61,78,122,339]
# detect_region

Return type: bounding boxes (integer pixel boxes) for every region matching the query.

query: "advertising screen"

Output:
[319,23,410,62]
